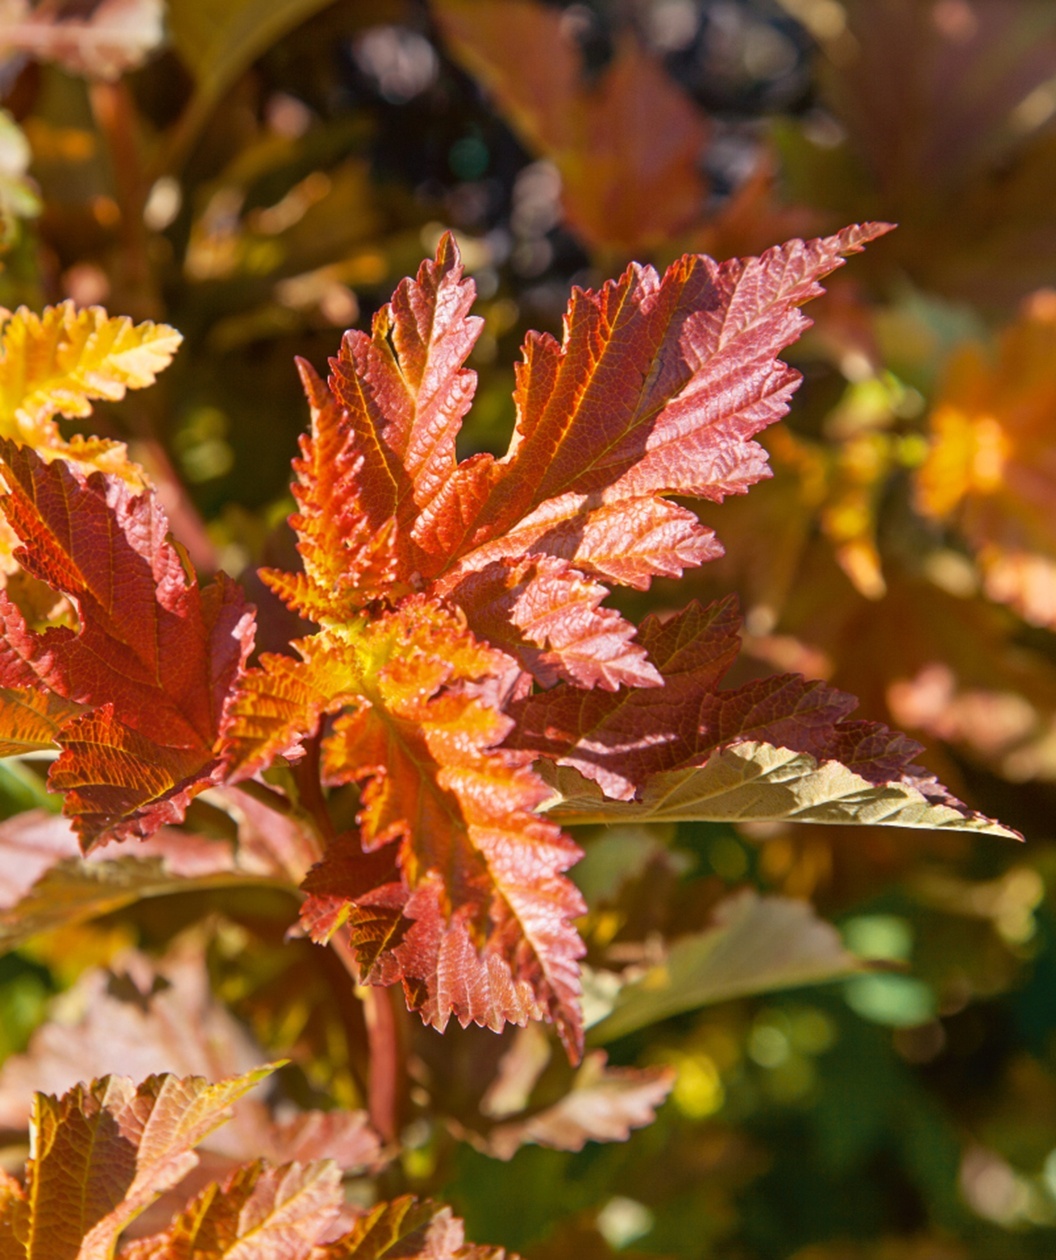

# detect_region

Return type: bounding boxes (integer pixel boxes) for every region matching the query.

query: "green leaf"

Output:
[587,890,863,1043]
[166,0,340,167]
[544,740,1020,838]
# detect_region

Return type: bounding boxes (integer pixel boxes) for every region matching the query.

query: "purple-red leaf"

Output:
[509,597,1019,838]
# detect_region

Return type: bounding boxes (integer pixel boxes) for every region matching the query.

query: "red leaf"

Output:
[417,226,890,684]
[0,440,254,846]
[269,227,888,691]
[426,225,891,572]
[329,233,482,537]
[506,596,935,802]
[446,557,661,690]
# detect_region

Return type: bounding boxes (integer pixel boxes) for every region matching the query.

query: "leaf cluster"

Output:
[2,2,1056,1258]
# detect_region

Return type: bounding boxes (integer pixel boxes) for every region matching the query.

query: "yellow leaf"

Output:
[0,302,181,467]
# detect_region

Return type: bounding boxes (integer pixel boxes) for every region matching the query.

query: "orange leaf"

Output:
[118,1161,343,1260]
[917,292,1056,628]
[0,1068,274,1260]
[291,601,586,1057]
[433,0,709,254]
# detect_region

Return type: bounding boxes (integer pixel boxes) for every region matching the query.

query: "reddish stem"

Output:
[240,729,405,1141]
[362,982,404,1144]
[290,734,404,1139]
[330,936,405,1144]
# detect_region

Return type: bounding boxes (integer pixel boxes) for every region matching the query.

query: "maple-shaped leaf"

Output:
[422,225,890,681]
[916,291,1056,629]
[509,598,1018,839]
[263,225,890,694]
[0,440,255,846]
[225,224,911,1057]
[0,1068,274,1260]
[282,601,587,1058]
[0,0,164,81]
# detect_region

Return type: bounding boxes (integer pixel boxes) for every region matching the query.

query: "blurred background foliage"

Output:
[6,0,1056,1256]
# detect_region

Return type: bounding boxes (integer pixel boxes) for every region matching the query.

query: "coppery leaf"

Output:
[0,442,255,846]
[0,1068,274,1260]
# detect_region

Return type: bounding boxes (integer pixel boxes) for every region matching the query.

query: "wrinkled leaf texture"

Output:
[0,1067,272,1260]
[0,302,181,483]
[218,221,1012,1061]
[0,1070,499,1260]
[0,439,255,845]
[0,224,1014,1061]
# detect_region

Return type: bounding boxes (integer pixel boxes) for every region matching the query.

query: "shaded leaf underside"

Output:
[508,598,1016,838]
